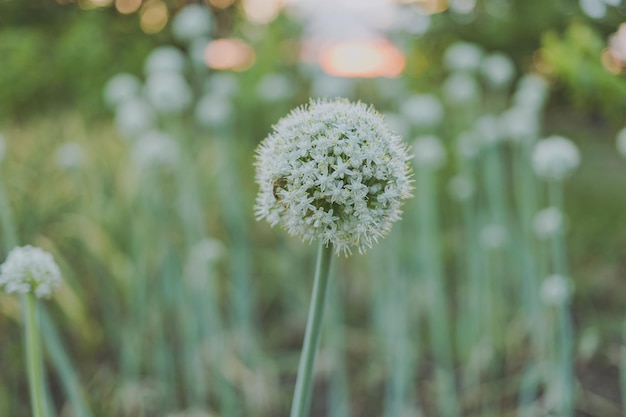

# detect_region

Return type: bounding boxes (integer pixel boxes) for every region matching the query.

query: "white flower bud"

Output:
[55,142,85,169]
[0,245,62,298]
[103,73,142,108]
[499,106,539,143]
[144,46,187,75]
[532,136,580,181]
[171,4,214,43]
[400,94,444,128]
[444,41,484,73]
[533,207,563,239]
[443,72,480,105]
[144,71,192,114]
[480,52,515,89]
[114,98,156,139]
[255,98,413,255]
[541,274,571,306]
[413,135,446,170]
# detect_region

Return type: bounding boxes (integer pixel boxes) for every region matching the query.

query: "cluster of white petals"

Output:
[255,98,413,255]
[532,136,580,181]
[0,246,62,298]
[171,4,213,43]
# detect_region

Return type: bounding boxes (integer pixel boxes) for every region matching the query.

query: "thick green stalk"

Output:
[25,293,46,417]
[290,242,334,417]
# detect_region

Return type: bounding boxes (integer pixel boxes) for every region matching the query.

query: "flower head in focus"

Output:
[0,246,62,298]
[171,4,214,43]
[532,136,580,181]
[254,98,413,255]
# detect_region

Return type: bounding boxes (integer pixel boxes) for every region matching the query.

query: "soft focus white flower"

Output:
[189,36,211,66]
[171,4,213,43]
[55,142,85,169]
[480,224,508,249]
[114,98,156,138]
[0,133,5,163]
[499,106,540,143]
[455,131,480,159]
[103,73,142,108]
[413,135,446,170]
[474,114,501,146]
[144,46,187,75]
[533,207,564,239]
[579,0,606,19]
[255,98,413,255]
[541,274,571,306]
[532,136,580,181]
[616,127,626,158]
[194,94,233,129]
[204,72,240,98]
[400,94,444,129]
[513,73,549,112]
[0,245,62,298]
[256,73,294,102]
[443,41,484,73]
[443,72,480,105]
[448,175,475,201]
[144,71,192,114]
[480,52,515,89]
[132,131,180,170]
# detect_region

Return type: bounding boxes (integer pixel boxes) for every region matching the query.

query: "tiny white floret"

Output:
[0,245,62,298]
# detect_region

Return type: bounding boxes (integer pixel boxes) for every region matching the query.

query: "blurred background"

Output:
[1,0,626,416]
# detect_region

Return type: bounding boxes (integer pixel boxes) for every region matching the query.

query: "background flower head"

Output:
[254,98,413,255]
[0,245,62,298]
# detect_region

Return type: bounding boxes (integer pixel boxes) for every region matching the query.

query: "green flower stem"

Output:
[25,293,46,417]
[548,180,574,417]
[290,242,334,417]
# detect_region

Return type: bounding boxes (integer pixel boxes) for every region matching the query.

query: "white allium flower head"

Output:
[400,94,444,128]
[114,98,156,139]
[194,94,233,129]
[448,175,475,201]
[443,41,484,73]
[144,46,187,75]
[171,4,214,43]
[103,73,142,108]
[541,274,571,306]
[474,114,501,146]
[532,136,580,181]
[254,98,413,256]
[616,127,626,158]
[0,245,62,298]
[499,106,539,143]
[204,72,240,98]
[514,73,549,111]
[413,135,446,170]
[533,206,564,239]
[189,36,211,66]
[132,130,180,170]
[55,142,85,169]
[480,52,515,89]
[0,133,5,163]
[443,72,480,105]
[480,224,508,249]
[256,73,294,102]
[144,71,192,114]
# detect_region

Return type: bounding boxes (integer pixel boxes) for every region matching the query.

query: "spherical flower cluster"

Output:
[499,106,539,142]
[443,41,484,73]
[541,274,571,306]
[480,52,515,89]
[103,73,141,108]
[532,136,580,181]
[254,98,413,255]
[144,46,187,75]
[513,73,549,112]
[171,4,213,43]
[144,72,192,114]
[412,135,446,170]
[533,206,563,239]
[400,94,444,128]
[0,245,62,298]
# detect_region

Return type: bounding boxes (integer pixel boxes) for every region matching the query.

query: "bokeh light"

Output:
[115,0,142,14]
[204,38,256,71]
[140,0,169,34]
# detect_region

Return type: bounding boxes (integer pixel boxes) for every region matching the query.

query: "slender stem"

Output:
[25,293,47,417]
[289,242,334,417]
